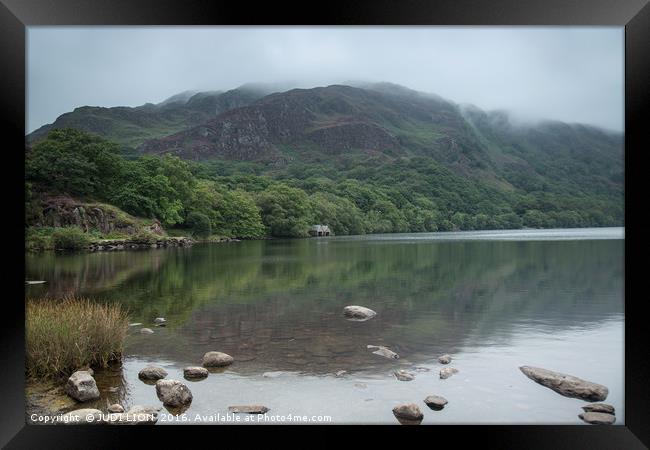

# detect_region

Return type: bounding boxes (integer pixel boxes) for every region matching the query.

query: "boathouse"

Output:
[309,225,331,237]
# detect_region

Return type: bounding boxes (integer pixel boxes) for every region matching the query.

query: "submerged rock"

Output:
[440,367,459,379]
[107,404,124,413]
[579,411,616,425]
[183,366,209,380]
[61,408,103,424]
[228,405,270,414]
[519,366,609,402]
[392,403,423,424]
[438,354,452,364]
[394,370,415,381]
[334,370,348,378]
[262,371,286,378]
[138,365,168,381]
[155,379,193,407]
[202,351,234,367]
[367,345,399,359]
[424,395,448,410]
[582,403,615,414]
[343,305,377,321]
[64,371,100,402]
[140,328,154,334]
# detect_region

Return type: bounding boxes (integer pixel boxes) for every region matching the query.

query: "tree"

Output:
[256,184,312,237]
[186,212,212,238]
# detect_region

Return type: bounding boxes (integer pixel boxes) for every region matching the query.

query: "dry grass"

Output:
[26,297,129,379]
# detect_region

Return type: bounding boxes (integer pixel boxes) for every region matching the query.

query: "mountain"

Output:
[137,83,623,196]
[27,84,274,149]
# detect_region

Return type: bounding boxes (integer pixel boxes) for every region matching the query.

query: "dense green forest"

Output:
[26,126,622,244]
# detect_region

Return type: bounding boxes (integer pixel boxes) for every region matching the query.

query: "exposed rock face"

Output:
[228,405,270,414]
[582,403,615,414]
[64,371,100,402]
[61,408,103,424]
[438,354,452,364]
[343,305,377,320]
[155,379,193,407]
[202,351,234,367]
[519,366,609,402]
[440,367,459,379]
[394,370,415,381]
[183,366,209,379]
[424,395,448,410]
[367,345,399,359]
[138,365,168,381]
[392,403,424,424]
[579,412,616,425]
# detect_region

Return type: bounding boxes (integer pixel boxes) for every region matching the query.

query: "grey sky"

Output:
[27,26,624,133]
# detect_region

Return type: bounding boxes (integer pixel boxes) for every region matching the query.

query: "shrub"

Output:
[186,212,212,239]
[26,297,129,379]
[51,226,91,250]
[25,227,55,252]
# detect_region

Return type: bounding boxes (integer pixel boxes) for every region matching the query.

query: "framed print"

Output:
[1,0,648,447]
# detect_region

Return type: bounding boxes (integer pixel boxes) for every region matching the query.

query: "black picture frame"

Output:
[2,0,648,447]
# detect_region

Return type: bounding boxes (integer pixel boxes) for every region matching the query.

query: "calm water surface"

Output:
[25,228,624,424]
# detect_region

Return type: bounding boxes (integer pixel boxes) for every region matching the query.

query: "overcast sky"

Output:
[27,26,623,133]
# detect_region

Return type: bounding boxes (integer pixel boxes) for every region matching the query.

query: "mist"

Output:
[27,26,624,133]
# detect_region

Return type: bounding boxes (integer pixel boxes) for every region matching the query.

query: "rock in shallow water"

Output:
[440,367,459,379]
[202,351,234,367]
[424,395,448,410]
[394,370,415,381]
[107,404,124,413]
[579,411,616,425]
[155,379,193,407]
[519,366,609,402]
[343,305,377,321]
[228,405,270,414]
[367,345,399,359]
[438,354,452,364]
[64,371,100,402]
[138,365,168,381]
[392,403,423,424]
[183,366,209,379]
[140,328,154,334]
[153,317,166,324]
[582,403,615,414]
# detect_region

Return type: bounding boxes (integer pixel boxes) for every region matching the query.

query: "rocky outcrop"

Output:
[392,403,423,424]
[519,366,609,402]
[343,305,377,321]
[88,237,193,252]
[155,379,193,407]
[202,351,234,367]
[64,370,100,402]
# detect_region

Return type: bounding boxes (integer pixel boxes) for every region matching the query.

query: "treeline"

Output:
[26,129,622,239]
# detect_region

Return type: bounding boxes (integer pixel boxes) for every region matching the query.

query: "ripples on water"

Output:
[25,228,624,424]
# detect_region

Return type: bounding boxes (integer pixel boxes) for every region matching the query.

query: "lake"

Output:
[25,227,625,424]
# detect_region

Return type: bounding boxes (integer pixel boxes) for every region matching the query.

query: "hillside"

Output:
[25,82,624,242]
[27,84,274,150]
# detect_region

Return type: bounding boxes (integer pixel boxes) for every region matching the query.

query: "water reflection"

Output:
[26,231,623,376]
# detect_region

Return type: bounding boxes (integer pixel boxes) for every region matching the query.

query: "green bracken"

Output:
[25,297,129,379]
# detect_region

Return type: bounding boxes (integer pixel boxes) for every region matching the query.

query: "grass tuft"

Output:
[26,297,129,380]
